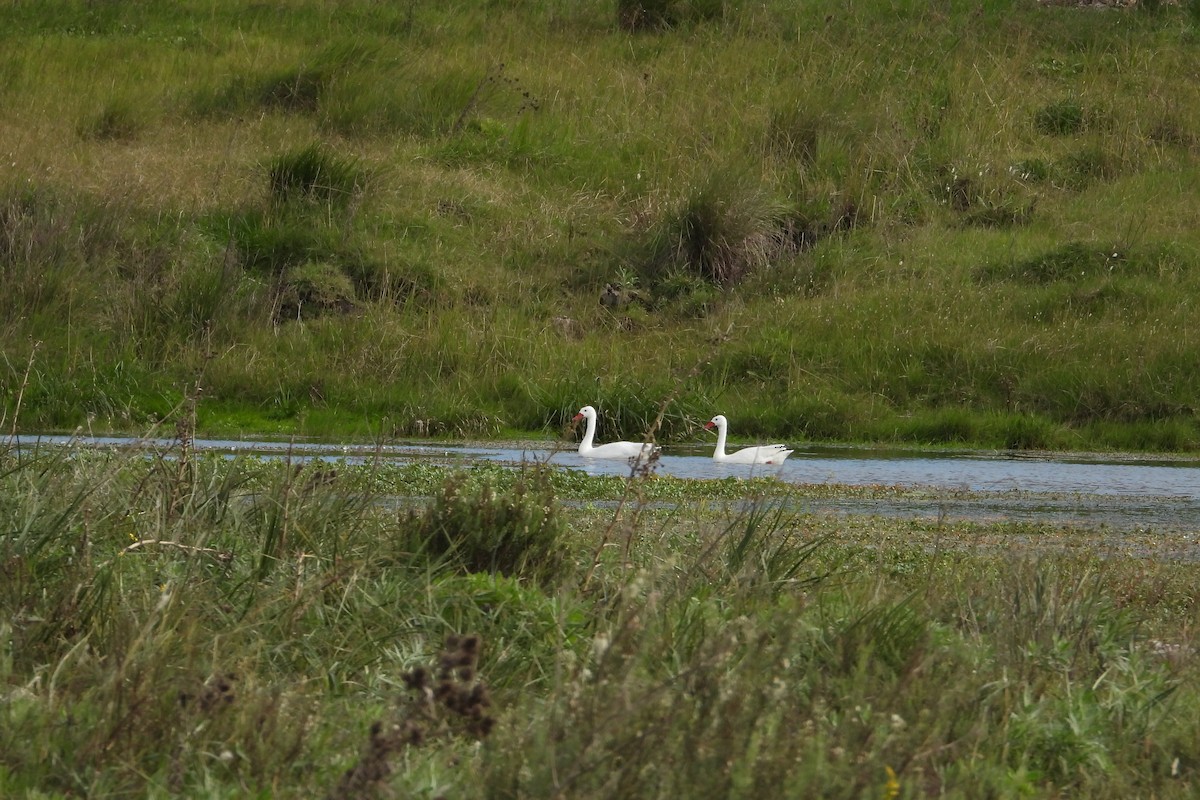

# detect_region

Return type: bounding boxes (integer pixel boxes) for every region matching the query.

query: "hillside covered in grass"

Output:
[2,0,1200,451]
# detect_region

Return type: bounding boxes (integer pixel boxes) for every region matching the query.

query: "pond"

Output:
[12,433,1200,534]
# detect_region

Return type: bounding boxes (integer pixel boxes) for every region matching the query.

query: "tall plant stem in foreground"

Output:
[581,364,700,591]
[4,340,40,444]
[169,345,213,521]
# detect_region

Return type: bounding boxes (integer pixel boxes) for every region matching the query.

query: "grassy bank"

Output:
[1,442,1197,797]
[2,0,1200,451]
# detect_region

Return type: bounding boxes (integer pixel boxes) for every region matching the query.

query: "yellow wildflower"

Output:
[884,766,900,799]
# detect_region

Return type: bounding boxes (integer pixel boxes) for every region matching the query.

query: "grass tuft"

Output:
[267,143,368,205]
[643,171,794,287]
[978,242,1124,284]
[1034,98,1090,136]
[401,466,569,586]
[76,100,144,141]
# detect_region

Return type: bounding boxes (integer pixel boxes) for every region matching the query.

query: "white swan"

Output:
[573,405,660,461]
[704,414,793,464]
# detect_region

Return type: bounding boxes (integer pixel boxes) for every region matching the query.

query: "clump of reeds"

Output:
[401,467,569,585]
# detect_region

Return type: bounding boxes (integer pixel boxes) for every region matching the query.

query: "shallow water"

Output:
[13,433,1200,533]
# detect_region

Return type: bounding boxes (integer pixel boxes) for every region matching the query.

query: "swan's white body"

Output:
[573,405,659,461]
[705,415,793,464]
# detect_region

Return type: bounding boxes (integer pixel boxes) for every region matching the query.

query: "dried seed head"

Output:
[402,666,428,690]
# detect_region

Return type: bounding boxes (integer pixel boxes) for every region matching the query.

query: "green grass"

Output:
[0,442,1197,797]
[1,1,1199,452]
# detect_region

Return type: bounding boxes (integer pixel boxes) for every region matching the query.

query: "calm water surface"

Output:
[15,434,1200,532]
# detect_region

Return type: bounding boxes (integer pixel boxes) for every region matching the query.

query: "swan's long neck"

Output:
[713,419,728,457]
[580,412,596,449]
